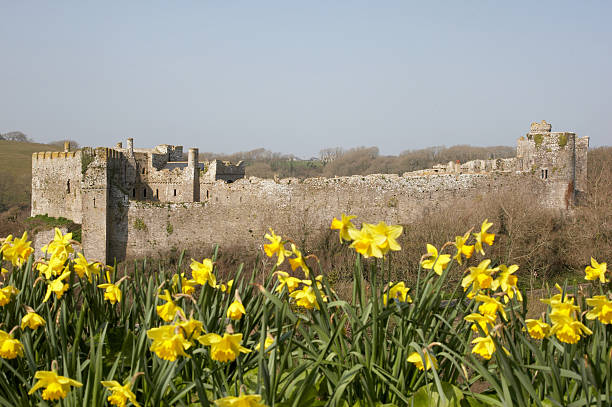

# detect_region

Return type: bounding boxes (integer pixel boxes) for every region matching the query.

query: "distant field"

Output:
[0,140,61,211]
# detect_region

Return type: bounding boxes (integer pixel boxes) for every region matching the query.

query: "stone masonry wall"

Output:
[31,151,83,223]
[109,172,544,261]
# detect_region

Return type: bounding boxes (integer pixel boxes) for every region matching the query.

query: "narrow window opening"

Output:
[206,190,209,199]
[142,168,146,175]
[66,180,70,194]
[93,198,96,208]
[143,188,147,198]
[173,189,177,197]
[545,169,548,179]
[156,189,159,198]
[132,188,136,198]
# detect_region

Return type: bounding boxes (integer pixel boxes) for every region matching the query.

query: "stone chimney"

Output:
[127,138,134,155]
[63,141,70,152]
[188,148,199,167]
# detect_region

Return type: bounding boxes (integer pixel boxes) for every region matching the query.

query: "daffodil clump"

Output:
[0,219,610,406]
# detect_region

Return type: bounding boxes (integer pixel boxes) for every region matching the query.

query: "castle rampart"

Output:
[31,121,589,263]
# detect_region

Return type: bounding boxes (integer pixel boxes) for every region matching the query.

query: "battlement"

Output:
[32,151,78,160]
[530,120,552,133]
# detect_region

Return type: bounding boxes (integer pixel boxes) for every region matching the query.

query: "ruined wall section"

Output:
[111,172,543,261]
[574,136,589,202]
[31,151,83,223]
[80,148,123,262]
[201,160,246,183]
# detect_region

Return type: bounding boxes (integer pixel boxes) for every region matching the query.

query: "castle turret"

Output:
[189,148,200,201]
[127,138,134,156]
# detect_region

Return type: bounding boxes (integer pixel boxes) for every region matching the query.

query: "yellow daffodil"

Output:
[473,220,495,255]
[0,285,19,306]
[147,325,192,361]
[330,213,357,243]
[288,244,310,277]
[198,332,251,363]
[464,312,496,335]
[37,251,68,279]
[97,273,123,305]
[73,253,100,282]
[177,318,204,343]
[1,267,8,274]
[383,281,412,305]
[584,257,608,283]
[263,229,292,266]
[176,273,197,295]
[453,232,474,265]
[43,269,71,303]
[407,350,438,371]
[491,264,522,302]
[214,393,266,407]
[348,225,383,258]
[475,294,507,320]
[219,279,234,293]
[525,319,551,339]
[0,330,24,359]
[255,335,275,352]
[369,221,403,254]
[3,231,34,266]
[471,335,496,360]
[156,290,186,322]
[101,380,141,407]
[21,312,46,330]
[421,244,451,276]
[190,258,216,287]
[462,259,497,298]
[41,228,73,257]
[549,310,592,344]
[227,300,246,321]
[585,295,612,324]
[289,285,325,310]
[28,370,82,401]
[274,271,301,293]
[0,235,12,256]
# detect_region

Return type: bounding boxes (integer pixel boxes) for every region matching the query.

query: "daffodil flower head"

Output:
[524,319,551,339]
[21,312,46,330]
[549,312,592,344]
[288,244,310,276]
[491,264,522,302]
[43,269,71,303]
[263,229,292,266]
[73,252,100,282]
[289,285,321,309]
[198,332,251,363]
[464,312,496,335]
[586,295,612,324]
[584,257,608,283]
[453,232,474,265]
[330,213,357,243]
[156,290,186,322]
[274,271,301,293]
[227,300,246,321]
[421,244,451,276]
[147,325,192,361]
[475,294,507,320]
[462,259,497,298]
[0,329,24,359]
[214,393,267,407]
[369,221,403,254]
[0,285,19,306]
[177,318,204,343]
[471,335,497,360]
[28,370,82,401]
[190,258,216,287]
[473,219,495,256]
[101,380,141,407]
[41,228,74,258]
[407,349,438,371]
[348,224,383,258]
[255,335,275,352]
[383,281,412,305]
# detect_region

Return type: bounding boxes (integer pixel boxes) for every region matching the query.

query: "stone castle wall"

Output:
[30,121,589,263]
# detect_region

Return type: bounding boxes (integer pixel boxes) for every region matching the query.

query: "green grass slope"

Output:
[0,140,61,210]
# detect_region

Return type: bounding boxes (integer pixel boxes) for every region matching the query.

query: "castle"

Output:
[31,121,588,263]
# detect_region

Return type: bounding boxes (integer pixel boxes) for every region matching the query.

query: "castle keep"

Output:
[31,121,588,263]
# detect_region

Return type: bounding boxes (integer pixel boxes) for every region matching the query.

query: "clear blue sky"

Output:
[1,1,610,157]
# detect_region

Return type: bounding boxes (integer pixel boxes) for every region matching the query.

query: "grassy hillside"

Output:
[0,140,61,211]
